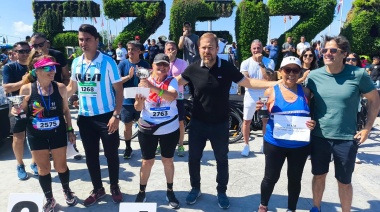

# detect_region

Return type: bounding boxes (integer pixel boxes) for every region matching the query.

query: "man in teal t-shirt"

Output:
[306,35,379,212]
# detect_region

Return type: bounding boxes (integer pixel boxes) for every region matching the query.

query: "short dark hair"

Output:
[183,21,191,27]
[323,35,350,53]
[127,40,142,50]
[78,24,99,39]
[31,32,47,39]
[271,38,278,44]
[25,36,31,40]
[13,41,30,49]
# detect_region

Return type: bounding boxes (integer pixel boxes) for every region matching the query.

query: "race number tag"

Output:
[78,81,98,97]
[33,116,60,131]
[177,91,184,100]
[149,107,170,119]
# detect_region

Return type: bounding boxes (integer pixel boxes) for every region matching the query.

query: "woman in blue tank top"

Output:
[256,56,316,212]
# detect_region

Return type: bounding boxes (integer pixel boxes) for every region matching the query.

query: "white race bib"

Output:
[79,81,98,97]
[149,106,170,119]
[33,116,60,131]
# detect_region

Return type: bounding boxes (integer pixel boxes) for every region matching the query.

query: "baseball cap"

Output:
[183,21,191,27]
[135,35,140,40]
[280,56,302,68]
[153,53,170,64]
[33,57,60,69]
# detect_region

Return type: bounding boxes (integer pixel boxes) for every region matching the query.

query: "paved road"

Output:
[1,110,380,212]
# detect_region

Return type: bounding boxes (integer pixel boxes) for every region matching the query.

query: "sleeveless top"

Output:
[27,81,65,133]
[264,84,310,148]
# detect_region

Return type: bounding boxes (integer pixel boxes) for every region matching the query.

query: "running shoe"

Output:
[110,184,123,203]
[217,193,230,209]
[135,191,146,202]
[83,187,106,207]
[155,146,161,155]
[177,145,185,157]
[17,164,28,180]
[43,197,56,212]
[63,188,77,206]
[241,144,250,157]
[123,147,133,159]
[355,156,361,164]
[310,206,321,212]
[30,163,39,176]
[166,190,180,209]
[186,187,201,205]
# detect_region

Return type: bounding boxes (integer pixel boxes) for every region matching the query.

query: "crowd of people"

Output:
[0,21,379,212]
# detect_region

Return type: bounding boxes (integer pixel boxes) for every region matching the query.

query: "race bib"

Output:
[33,116,60,130]
[79,81,98,97]
[149,107,170,119]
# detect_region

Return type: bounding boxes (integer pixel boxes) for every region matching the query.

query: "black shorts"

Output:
[176,100,185,121]
[13,118,27,133]
[27,125,67,151]
[310,135,358,184]
[120,105,140,123]
[138,128,180,160]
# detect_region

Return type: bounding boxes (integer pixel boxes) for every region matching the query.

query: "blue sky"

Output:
[0,0,352,45]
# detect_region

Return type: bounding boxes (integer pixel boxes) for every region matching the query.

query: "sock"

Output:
[58,168,70,190]
[125,139,131,149]
[39,173,53,199]
[167,183,173,191]
[139,184,146,192]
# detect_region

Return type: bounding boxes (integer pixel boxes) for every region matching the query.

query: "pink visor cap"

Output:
[33,57,60,69]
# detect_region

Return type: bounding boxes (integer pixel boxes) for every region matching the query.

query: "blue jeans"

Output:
[188,118,229,193]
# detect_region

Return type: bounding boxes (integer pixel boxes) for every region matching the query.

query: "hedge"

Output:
[340,0,380,56]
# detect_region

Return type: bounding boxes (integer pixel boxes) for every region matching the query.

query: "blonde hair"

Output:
[198,33,219,47]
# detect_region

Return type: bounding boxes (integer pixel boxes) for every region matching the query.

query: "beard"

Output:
[201,54,215,67]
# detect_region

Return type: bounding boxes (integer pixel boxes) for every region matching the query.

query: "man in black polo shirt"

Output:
[176,33,278,209]
[30,32,70,85]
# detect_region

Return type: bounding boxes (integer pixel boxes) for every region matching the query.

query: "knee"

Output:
[337,180,352,188]
[13,132,25,142]
[54,164,68,173]
[243,120,251,126]
[313,174,327,182]
[38,165,51,175]
[161,157,174,166]
[142,159,155,168]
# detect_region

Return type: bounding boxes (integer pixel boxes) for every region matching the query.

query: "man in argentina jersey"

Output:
[67,24,124,207]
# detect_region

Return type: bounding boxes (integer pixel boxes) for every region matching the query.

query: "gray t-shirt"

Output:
[180,34,200,65]
[282,42,295,57]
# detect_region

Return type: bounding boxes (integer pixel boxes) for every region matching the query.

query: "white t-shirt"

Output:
[140,77,179,135]
[240,57,275,100]
[116,48,127,61]
[296,42,311,55]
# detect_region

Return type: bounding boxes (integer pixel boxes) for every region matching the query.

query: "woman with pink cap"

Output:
[12,55,77,212]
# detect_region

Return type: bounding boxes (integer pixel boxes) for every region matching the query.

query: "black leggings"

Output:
[77,112,120,190]
[260,141,310,210]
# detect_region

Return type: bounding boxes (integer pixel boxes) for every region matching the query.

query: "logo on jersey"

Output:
[75,73,102,82]
[50,102,56,110]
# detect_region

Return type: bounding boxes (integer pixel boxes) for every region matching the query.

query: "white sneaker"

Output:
[241,144,250,157]
[355,156,361,164]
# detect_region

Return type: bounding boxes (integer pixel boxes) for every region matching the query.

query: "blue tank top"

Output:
[264,84,310,148]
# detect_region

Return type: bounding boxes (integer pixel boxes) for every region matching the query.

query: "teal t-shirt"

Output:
[306,65,375,140]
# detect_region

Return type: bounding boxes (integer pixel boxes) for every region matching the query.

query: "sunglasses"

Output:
[303,54,313,58]
[32,41,46,49]
[16,49,31,54]
[321,48,340,54]
[346,58,357,62]
[282,68,301,74]
[155,62,169,67]
[39,66,56,72]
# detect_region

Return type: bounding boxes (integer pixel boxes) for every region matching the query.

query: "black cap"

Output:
[183,21,191,27]
[153,53,170,64]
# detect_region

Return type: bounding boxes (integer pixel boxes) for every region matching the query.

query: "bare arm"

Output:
[112,81,124,115]
[66,80,78,97]
[178,36,185,50]
[58,83,76,143]
[61,65,71,86]
[238,77,280,89]
[3,81,25,94]
[139,79,178,102]
[175,75,189,86]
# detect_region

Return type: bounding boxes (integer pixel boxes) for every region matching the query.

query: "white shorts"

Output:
[243,92,262,120]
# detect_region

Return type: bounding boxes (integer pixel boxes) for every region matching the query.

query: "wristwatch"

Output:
[113,114,121,119]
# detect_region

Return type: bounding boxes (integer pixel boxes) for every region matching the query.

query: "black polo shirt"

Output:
[181,57,244,123]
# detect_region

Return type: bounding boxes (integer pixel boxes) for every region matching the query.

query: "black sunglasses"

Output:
[283,68,301,74]
[321,48,340,54]
[32,41,46,48]
[16,49,31,54]
[346,58,357,62]
[303,54,313,58]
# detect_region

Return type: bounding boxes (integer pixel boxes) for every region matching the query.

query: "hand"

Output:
[135,94,146,102]
[129,66,135,78]
[254,53,263,63]
[354,128,370,145]
[256,101,264,111]
[138,79,153,89]
[306,120,316,130]
[11,105,22,116]
[68,132,76,144]
[302,70,310,79]
[107,116,119,134]
[183,30,189,37]
[167,50,177,61]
